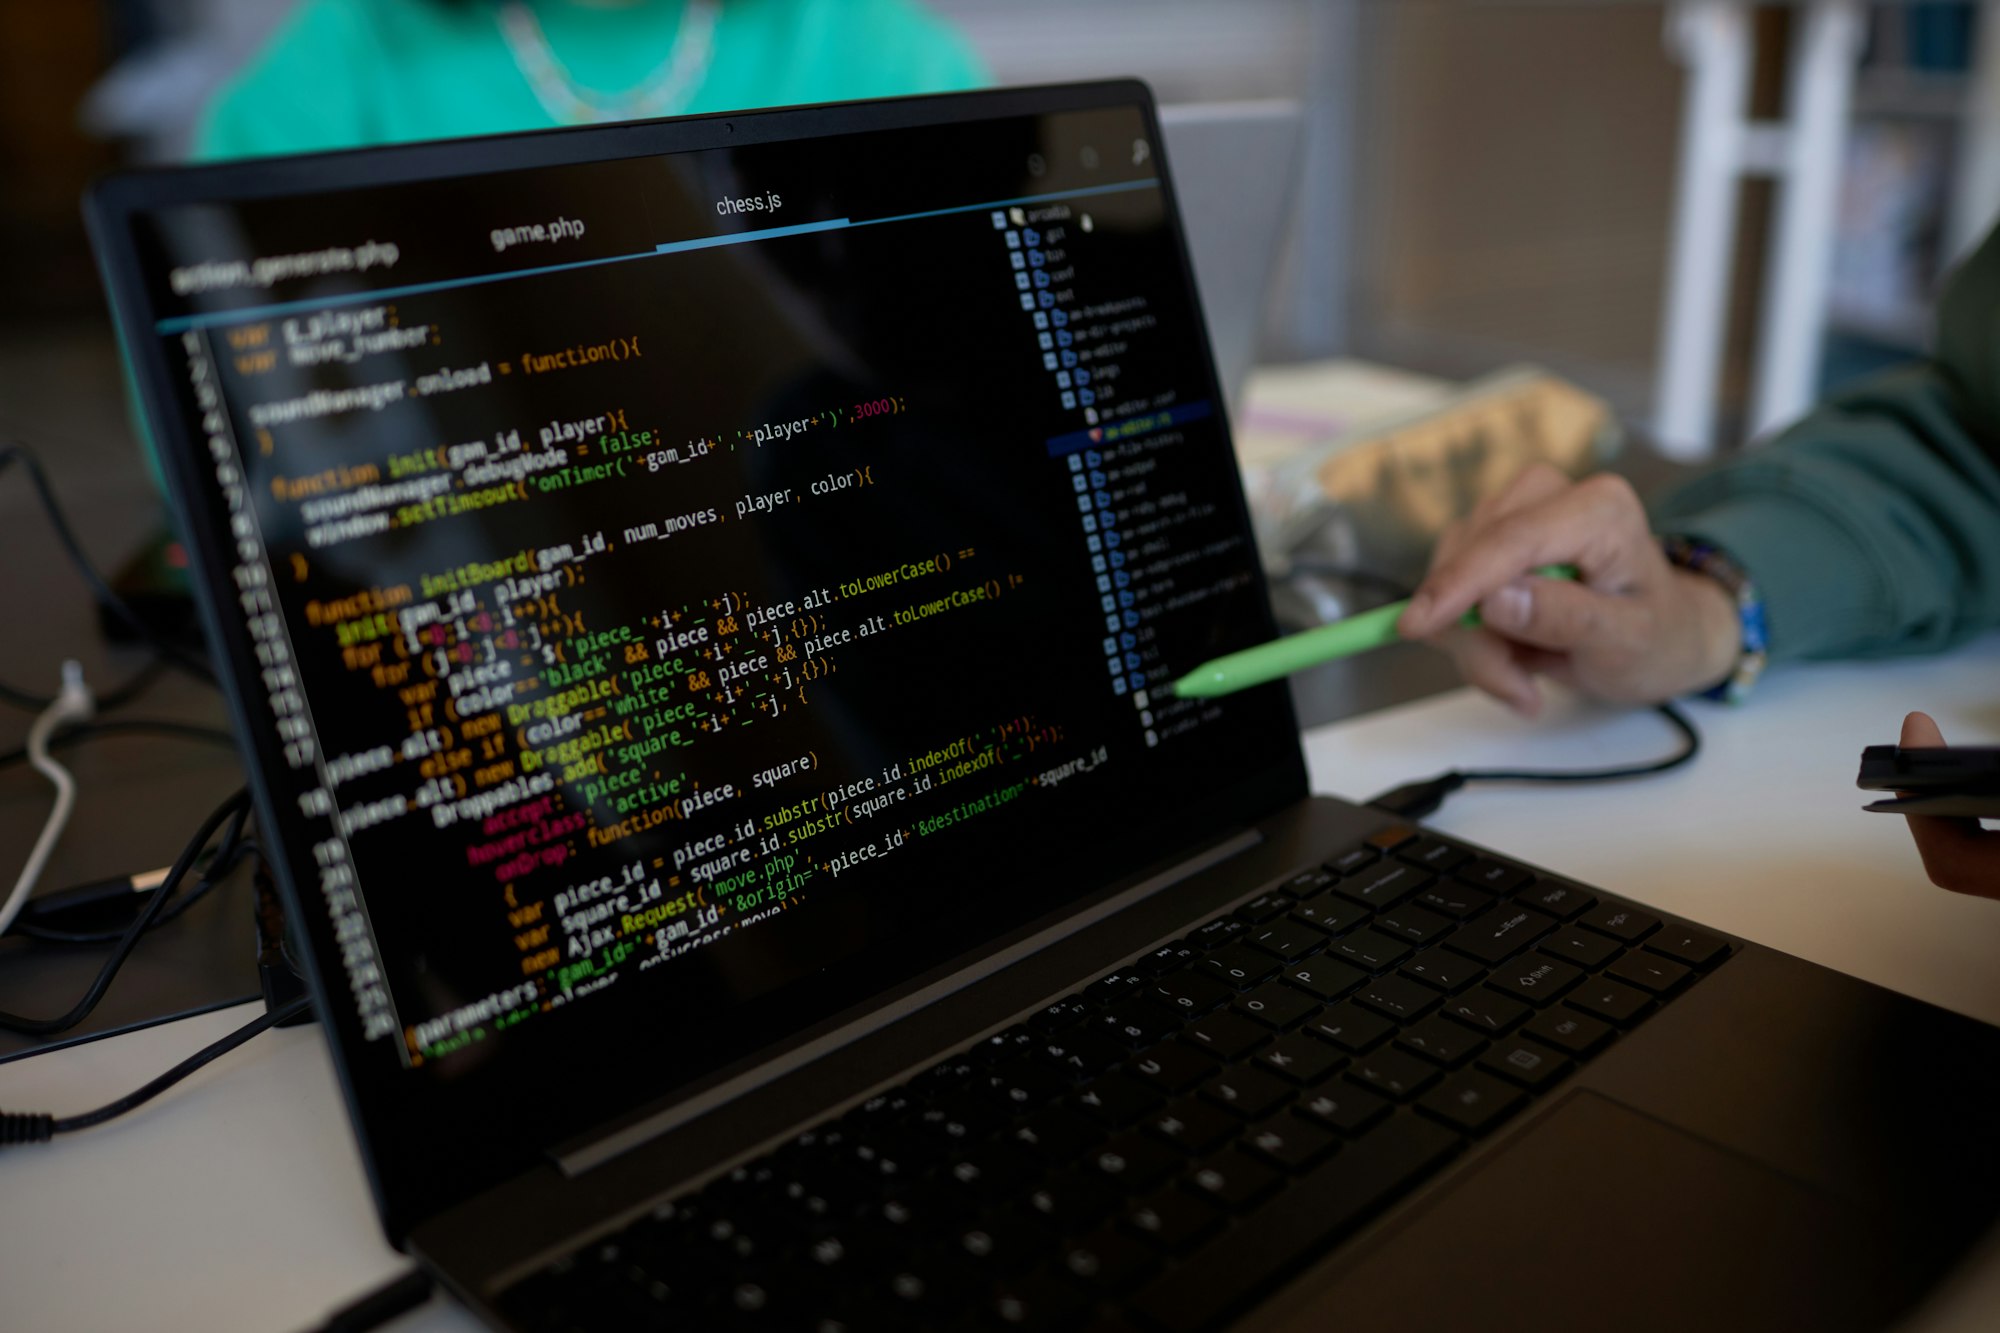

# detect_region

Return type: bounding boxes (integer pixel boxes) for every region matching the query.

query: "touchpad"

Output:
[1263,1091,1916,1333]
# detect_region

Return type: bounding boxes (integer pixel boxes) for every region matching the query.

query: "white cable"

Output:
[0,660,94,938]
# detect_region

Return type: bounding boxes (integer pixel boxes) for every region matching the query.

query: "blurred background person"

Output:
[194,0,987,159]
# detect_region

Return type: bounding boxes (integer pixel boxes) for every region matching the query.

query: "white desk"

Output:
[3,636,1999,1333]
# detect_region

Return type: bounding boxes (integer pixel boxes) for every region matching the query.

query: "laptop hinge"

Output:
[552,825,1262,1177]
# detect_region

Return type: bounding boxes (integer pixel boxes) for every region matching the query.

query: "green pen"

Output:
[1171,565,1579,699]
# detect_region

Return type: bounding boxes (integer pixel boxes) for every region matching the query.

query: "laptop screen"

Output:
[95,85,1305,1224]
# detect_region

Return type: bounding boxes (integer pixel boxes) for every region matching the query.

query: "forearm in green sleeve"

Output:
[1650,365,2000,662]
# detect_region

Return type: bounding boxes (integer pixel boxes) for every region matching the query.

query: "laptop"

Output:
[86,81,2000,1332]
[1157,101,1302,421]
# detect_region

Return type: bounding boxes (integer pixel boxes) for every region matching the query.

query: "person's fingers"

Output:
[1476,572,1642,653]
[1400,473,1647,638]
[1898,711,2000,899]
[1437,626,1542,716]
[1902,710,1945,747]
[1473,461,1571,527]
[1435,463,1573,572]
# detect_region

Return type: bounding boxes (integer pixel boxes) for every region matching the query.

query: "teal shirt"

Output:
[1654,221,2000,663]
[195,0,986,159]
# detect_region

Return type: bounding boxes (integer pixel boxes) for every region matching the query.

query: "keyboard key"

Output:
[974,1062,1070,1112]
[1374,903,1455,947]
[1033,1030,1126,1081]
[1024,1169,1119,1232]
[1335,863,1432,910]
[1522,1009,1613,1057]
[1200,1066,1293,1119]
[1145,1097,1237,1154]
[1233,980,1320,1030]
[1303,1003,1394,1053]
[1324,845,1379,876]
[945,1143,1038,1198]
[1605,953,1692,995]
[1136,940,1201,978]
[1477,1039,1573,1091]
[1086,971,1149,1003]
[1059,1228,1157,1294]
[1092,997,1181,1049]
[1418,1070,1527,1134]
[1188,1150,1282,1211]
[1010,1108,1104,1164]
[1087,1134,1180,1191]
[913,1097,1002,1148]
[1442,989,1532,1035]
[1280,870,1333,899]
[1295,1082,1390,1134]
[1414,881,1494,919]
[1248,921,1329,963]
[1028,995,1093,1033]
[1400,947,1487,994]
[1128,1043,1217,1094]
[1518,880,1596,920]
[1399,835,1471,873]
[1445,904,1556,966]
[1485,957,1584,1007]
[1579,903,1660,943]
[950,1212,1043,1273]
[1188,916,1249,950]
[983,1026,1039,1060]
[1281,956,1369,1002]
[1200,943,1281,990]
[1182,1010,1270,1061]
[1290,893,1369,936]
[1537,927,1622,970]
[1255,1033,1346,1086]
[1565,979,1654,1025]
[1243,1115,1339,1173]
[1149,970,1231,1016]
[1130,1116,1463,1332]
[1455,856,1531,894]
[1241,888,1303,921]
[1645,926,1730,969]
[1395,1014,1487,1068]
[1122,1188,1223,1254]
[1366,825,1418,851]
[1348,1047,1442,1099]
[1353,974,1441,1023]
[1333,929,1413,972]
[987,1270,1091,1327]
[1074,1071,1163,1125]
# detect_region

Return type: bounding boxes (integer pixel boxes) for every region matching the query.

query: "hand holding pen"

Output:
[1394,464,1740,715]
[1175,465,1739,709]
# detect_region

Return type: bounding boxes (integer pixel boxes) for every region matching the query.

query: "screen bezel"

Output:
[85,79,1310,1241]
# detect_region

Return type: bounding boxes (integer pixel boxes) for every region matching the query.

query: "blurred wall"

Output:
[1348,2,1686,422]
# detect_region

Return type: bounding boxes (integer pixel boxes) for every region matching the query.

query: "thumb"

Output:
[1901,710,1946,747]
[1895,710,2000,898]
[1475,574,1635,653]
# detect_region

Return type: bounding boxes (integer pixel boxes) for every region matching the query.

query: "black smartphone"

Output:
[1857,745,2000,817]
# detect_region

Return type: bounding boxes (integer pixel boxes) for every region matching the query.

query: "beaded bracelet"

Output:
[1661,535,1767,704]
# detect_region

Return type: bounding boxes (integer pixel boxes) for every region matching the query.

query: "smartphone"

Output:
[1857,745,2000,817]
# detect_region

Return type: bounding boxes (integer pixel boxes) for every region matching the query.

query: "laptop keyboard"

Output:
[498,825,1734,1332]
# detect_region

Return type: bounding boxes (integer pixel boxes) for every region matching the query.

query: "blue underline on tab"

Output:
[654,218,852,254]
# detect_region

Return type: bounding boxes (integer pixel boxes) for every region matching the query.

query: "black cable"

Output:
[0,994,309,1148]
[0,440,216,696]
[306,1268,437,1333]
[1365,702,1702,820]
[0,787,250,1036]
[10,809,258,946]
